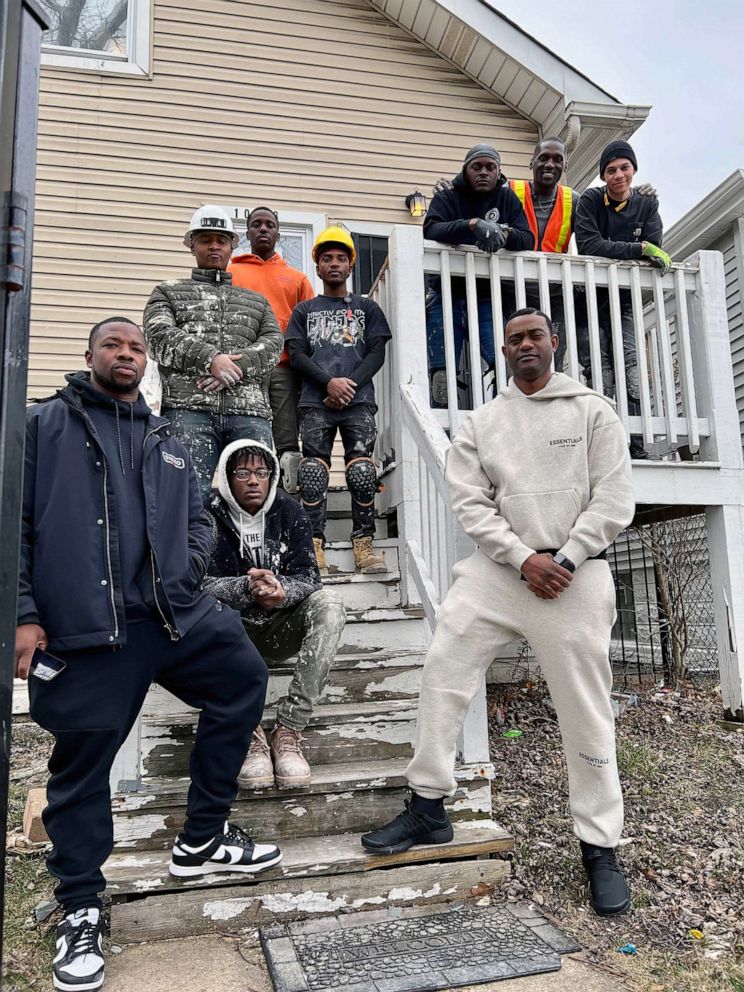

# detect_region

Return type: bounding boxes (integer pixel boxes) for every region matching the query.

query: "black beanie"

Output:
[463,144,501,169]
[599,140,637,177]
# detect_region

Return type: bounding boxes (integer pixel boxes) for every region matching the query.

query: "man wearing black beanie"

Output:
[575,140,671,458]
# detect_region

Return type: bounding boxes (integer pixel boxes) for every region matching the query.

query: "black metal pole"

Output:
[0,0,48,964]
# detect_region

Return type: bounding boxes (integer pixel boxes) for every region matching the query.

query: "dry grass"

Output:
[488,682,744,992]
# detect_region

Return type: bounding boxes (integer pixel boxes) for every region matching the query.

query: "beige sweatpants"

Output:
[406,549,623,848]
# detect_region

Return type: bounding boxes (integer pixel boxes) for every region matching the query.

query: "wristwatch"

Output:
[552,553,576,573]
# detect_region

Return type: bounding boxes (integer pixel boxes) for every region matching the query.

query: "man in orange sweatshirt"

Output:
[229,207,315,491]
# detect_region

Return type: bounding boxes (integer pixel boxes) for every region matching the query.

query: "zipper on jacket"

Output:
[150,550,180,641]
[101,459,120,640]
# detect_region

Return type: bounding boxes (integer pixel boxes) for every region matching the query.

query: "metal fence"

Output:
[500,514,718,690]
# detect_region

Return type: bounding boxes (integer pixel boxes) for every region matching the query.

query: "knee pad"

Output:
[345,457,378,507]
[298,456,329,506]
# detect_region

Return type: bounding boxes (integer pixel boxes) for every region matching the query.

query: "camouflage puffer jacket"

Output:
[143,267,284,418]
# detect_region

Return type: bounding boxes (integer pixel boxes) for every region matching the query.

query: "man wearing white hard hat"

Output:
[144,205,284,499]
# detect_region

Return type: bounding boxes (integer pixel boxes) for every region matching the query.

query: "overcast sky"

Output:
[492,0,744,229]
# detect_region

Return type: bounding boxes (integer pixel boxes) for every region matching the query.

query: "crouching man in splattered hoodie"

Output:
[204,439,345,789]
[362,307,636,918]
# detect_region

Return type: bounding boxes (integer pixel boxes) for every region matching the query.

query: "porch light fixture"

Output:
[405,189,427,218]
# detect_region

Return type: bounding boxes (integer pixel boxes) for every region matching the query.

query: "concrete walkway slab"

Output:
[103,934,627,992]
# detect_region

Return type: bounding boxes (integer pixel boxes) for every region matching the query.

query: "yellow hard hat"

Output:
[312,226,356,266]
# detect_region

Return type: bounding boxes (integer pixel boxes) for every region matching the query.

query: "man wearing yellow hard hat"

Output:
[285,226,391,575]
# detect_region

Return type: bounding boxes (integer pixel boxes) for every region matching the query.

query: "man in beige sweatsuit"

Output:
[362,307,635,917]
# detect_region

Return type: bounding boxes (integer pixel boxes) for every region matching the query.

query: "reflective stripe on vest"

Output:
[510,180,573,254]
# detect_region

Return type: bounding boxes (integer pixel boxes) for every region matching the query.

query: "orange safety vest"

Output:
[510,180,573,254]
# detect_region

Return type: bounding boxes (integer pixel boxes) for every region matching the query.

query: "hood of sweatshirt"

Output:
[215,439,280,566]
[62,370,152,418]
[230,252,290,270]
[502,372,617,409]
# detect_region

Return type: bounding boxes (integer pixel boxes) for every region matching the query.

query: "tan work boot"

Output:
[238,726,274,790]
[270,724,311,789]
[313,537,328,576]
[353,535,387,574]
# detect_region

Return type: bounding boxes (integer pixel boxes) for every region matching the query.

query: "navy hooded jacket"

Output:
[423,172,533,251]
[18,372,215,651]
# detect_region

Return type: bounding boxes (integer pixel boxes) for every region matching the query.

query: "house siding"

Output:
[714,226,744,444]
[30,0,538,397]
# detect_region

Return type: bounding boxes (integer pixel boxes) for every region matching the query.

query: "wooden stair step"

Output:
[323,538,399,574]
[104,820,513,897]
[322,571,402,610]
[139,700,420,779]
[112,768,492,851]
[110,847,510,942]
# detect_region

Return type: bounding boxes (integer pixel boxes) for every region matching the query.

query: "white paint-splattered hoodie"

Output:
[202,439,322,625]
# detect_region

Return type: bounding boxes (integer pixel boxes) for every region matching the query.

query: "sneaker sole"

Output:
[168,851,283,878]
[53,973,105,992]
[237,776,275,790]
[275,775,311,789]
[361,825,454,855]
[591,896,631,917]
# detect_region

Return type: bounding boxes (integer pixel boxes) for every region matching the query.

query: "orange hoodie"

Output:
[229,253,315,365]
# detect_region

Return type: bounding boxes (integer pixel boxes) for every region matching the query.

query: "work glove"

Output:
[636,182,658,199]
[473,219,507,253]
[642,242,672,275]
[432,177,454,196]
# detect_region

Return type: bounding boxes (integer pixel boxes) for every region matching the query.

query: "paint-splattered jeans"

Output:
[244,589,346,731]
[299,404,378,541]
[164,408,273,501]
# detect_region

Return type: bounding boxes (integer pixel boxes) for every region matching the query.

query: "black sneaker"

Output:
[52,906,105,991]
[361,799,454,854]
[169,821,282,877]
[580,841,631,916]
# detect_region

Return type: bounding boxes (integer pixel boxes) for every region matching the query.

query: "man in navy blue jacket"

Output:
[15,318,280,992]
[423,143,532,405]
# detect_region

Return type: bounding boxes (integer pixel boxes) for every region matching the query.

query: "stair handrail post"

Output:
[688,249,744,721]
[386,225,428,608]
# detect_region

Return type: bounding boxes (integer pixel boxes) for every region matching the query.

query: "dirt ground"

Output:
[3,684,743,992]
[487,682,744,992]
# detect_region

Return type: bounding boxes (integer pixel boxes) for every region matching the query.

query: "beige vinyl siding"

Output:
[716,227,744,444]
[30,0,537,396]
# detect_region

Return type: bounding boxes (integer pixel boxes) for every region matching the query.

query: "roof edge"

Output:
[665,170,744,258]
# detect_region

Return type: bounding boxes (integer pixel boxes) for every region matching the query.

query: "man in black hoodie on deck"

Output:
[15,318,280,992]
[423,143,532,405]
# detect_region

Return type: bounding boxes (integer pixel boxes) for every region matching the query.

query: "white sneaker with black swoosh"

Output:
[168,821,282,877]
[52,906,105,991]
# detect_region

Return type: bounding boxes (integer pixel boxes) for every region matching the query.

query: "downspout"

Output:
[564,114,581,153]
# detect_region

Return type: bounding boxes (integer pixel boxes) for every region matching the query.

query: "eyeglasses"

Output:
[232,468,271,481]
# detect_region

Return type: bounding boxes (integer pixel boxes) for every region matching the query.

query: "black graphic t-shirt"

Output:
[285,294,392,409]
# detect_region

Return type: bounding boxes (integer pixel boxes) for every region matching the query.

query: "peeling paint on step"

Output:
[113,815,167,846]
[451,786,491,816]
[134,878,164,891]
[116,794,157,811]
[324,792,354,804]
[203,898,255,921]
[288,807,307,818]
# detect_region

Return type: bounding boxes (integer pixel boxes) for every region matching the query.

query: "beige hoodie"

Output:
[446,373,635,571]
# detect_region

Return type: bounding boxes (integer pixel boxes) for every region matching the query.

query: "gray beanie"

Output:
[463,144,501,169]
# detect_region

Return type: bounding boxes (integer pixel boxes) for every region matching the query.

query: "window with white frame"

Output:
[38,0,151,75]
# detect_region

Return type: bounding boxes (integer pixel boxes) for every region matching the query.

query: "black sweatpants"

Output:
[299,404,377,541]
[28,603,268,913]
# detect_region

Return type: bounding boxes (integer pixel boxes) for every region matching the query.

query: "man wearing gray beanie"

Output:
[423,144,532,405]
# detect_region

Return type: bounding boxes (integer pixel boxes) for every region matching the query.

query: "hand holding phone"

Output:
[14,623,49,680]
[29,647,67,682]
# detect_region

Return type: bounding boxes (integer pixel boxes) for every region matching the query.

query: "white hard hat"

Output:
[183,205,238,248]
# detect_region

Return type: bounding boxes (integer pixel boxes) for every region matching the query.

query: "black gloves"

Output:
[473,219,507,253]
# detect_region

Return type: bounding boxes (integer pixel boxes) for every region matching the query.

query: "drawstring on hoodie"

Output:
[113,402,136,476]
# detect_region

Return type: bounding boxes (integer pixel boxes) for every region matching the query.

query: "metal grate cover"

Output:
[260,902,581,992]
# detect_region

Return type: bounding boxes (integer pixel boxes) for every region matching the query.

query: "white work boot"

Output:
[238,726,274,789]
[270,724,311,789]
[353,536,387,574]
[312,537,328,576]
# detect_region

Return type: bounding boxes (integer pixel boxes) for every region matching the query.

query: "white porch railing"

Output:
[371,225,744,728]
